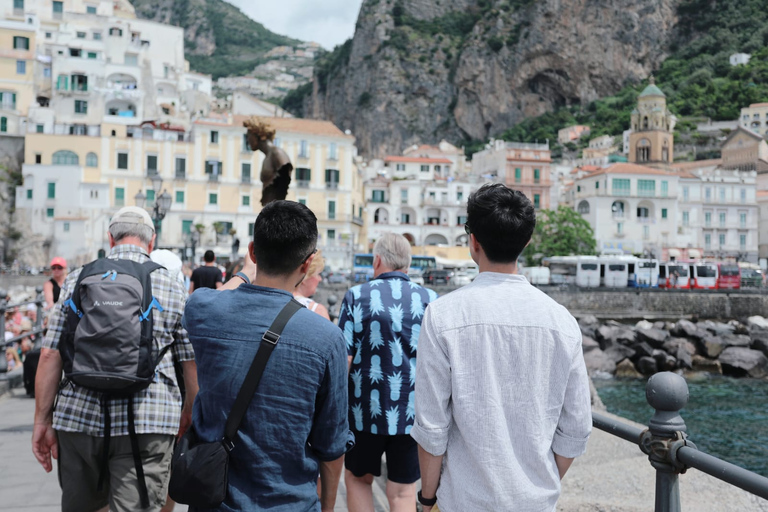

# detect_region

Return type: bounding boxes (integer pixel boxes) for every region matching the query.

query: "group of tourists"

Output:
[31,183,592,512]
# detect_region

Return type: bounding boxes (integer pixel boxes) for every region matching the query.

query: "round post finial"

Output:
[646,372,689,435]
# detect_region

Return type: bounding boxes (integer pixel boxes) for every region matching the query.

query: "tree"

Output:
[523,206,596,266]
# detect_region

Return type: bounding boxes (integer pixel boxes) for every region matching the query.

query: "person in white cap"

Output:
[32,206,199,512]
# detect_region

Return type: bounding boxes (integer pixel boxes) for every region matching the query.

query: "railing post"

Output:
[640,372,691,512]
[34,285,44,331]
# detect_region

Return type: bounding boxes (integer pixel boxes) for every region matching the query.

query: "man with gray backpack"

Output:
[32,206,198,512]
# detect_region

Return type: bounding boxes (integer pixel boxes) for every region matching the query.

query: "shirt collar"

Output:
[109,244,150,258]
[472,271,528,284]
[375,271,409,281]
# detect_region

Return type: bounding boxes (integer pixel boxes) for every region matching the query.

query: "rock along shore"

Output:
[581,315,768,379]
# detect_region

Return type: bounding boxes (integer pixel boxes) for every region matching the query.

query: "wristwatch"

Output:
[235,271,251,285]
[418,490,437,507]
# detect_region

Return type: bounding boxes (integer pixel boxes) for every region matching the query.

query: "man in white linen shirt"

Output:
[410,183,592,512]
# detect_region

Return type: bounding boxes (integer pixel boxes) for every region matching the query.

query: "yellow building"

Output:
[0,20,36,134]
[629,77,676,165]
[16,115,366,269]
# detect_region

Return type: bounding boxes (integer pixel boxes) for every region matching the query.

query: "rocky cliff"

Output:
[305,0,679,158]
[129,0,298,79]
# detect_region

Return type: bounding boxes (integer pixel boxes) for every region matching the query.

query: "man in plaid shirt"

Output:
[32,206,198,512]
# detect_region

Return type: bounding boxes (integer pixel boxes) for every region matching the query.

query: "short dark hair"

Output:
[203,250,215,263]
[466,183,536,263]
[253,200,318,276]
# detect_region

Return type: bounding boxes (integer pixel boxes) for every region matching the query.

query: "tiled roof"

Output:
[749,103,768,108]
[580,162,677,178]
[668,159,723,171]
[233,115,352,138]
[757,190,768,198]
[195,115,352,138]
[385,156,452,164]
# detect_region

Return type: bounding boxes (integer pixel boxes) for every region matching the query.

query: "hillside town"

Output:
[1,0,768,276]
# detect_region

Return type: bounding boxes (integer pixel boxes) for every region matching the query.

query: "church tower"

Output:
[629,77,676,164]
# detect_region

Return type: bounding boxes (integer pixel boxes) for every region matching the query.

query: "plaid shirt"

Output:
[43,244,195,437]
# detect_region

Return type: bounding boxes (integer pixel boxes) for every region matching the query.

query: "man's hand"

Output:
[32,422,58,473]
[178,407,192,440]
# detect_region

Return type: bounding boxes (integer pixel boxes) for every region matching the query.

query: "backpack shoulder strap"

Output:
[142,260,164,274]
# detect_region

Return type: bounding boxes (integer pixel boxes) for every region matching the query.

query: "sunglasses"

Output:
[51,266,64,270]
[303,248,318,263]
[464,224,471,235]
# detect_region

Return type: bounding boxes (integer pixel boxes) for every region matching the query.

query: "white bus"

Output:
[602,257,630,288]
[633,258,659,288]
[576,256,601,287]
[544,256,578,285]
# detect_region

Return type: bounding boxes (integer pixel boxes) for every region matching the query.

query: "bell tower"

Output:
[629,77,676,165]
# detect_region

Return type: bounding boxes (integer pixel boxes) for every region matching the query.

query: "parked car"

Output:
[423,269,454,285]
[741,268,764,288]
[408,270,424,285]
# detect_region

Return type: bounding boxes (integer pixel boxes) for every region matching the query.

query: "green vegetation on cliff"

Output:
[129,0,299,79]
[495,0,768,150]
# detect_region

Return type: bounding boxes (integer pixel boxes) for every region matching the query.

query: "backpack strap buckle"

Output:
[221,437,235,453]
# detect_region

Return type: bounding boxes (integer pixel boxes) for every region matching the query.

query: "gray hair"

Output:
[373,232,412,271]
[109,222,154,246]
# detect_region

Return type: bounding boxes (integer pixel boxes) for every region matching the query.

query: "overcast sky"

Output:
[227,0,364,50]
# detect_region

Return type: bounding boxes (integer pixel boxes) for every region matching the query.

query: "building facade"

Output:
[15,115,366,269]
[365,175,483,249]
[472,139,553,209]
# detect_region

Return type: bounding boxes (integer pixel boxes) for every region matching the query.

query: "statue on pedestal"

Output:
[244,117,293,206]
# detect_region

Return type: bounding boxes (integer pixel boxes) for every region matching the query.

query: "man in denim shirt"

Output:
[183,201,353,511]
[339,233,436,511]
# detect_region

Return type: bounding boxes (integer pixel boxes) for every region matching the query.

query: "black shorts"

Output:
[344,431,420,484]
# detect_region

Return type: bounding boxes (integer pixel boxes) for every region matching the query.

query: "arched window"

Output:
[52,150,79,165]
[662,140,669,162]
[637,207,650,218]
[86,152,98,167]
[636,138,651,162]
[611,201,625,218]
[577,200,590,214]
[643,116,649,130]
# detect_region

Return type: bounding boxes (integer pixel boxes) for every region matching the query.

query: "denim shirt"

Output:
[339,272,437,435]
[183,285,353,512]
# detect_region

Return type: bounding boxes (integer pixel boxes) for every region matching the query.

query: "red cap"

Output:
[50,257,67,268]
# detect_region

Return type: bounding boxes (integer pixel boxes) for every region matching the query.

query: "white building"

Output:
[1,0,212,136]
[573,162,759,261]
[365,175,484,248]
[730,53,751,66]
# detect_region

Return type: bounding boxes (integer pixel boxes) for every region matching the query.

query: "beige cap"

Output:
[110,206,155,232]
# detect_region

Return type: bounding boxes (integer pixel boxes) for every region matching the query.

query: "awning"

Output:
[688,249,702,259]
[668,248,681,258]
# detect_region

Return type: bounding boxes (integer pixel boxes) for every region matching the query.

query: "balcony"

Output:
[208,174,219,182]
[174,171,185,180]
[352,215,364,226]
[326,181,339,190]
[241,176,251,184]
[145,169,159,178]
[296,180,310,188]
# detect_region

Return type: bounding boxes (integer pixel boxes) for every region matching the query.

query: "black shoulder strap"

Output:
[222,298,304,450]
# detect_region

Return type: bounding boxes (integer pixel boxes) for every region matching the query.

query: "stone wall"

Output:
[542,288,768,320]
[317,284,768,320]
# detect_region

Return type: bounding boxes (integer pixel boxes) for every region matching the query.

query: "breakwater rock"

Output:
[581,315,768,379]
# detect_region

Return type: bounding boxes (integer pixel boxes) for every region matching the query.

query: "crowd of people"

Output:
[28,184,592,512]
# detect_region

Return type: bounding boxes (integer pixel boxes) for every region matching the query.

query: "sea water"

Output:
[594,376,768,477]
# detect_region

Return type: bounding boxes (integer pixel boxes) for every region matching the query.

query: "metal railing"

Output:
[0,287,46,373]
[594,372,768,511]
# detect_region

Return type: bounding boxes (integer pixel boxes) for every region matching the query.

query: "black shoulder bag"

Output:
[168,299,304,508]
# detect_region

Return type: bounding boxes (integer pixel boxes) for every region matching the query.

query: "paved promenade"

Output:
[0,387,388,512]
[1,386,765,511]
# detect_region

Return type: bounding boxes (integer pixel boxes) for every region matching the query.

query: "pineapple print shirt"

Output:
[339,271,437,436]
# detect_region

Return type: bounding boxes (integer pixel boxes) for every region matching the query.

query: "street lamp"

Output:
[134,177,172,246]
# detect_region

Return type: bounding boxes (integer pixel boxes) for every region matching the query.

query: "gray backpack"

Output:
[60,257,168,509]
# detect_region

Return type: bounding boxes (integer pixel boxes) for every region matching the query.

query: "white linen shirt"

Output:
[410,272,591,512]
